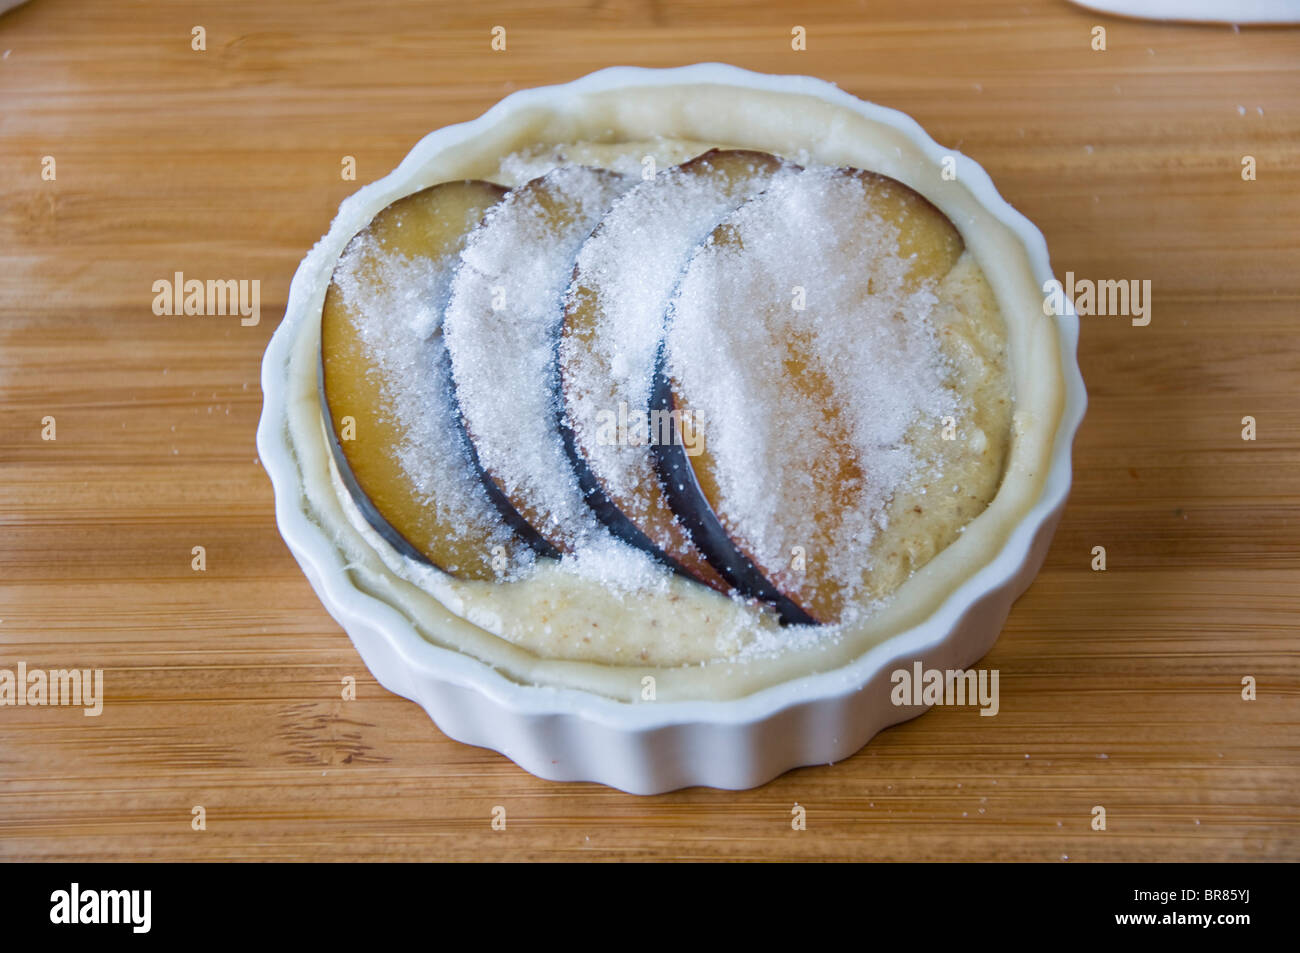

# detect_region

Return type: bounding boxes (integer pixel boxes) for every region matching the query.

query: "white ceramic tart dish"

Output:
[257,64,1086,794]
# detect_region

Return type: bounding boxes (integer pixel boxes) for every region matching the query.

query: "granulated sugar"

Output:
[334,147,986,646]
[496,138,719,186]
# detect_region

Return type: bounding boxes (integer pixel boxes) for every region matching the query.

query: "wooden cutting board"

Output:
[1,0,1297,862]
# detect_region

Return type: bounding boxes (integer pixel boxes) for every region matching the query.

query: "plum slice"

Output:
[654,166,966,624]
[443,165,633,554]
[320,179,528,580]
[558,150,787,592]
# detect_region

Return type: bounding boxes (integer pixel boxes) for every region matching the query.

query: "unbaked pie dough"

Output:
[280,83,1064,703]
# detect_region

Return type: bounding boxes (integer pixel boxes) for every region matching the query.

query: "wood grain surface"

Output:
[1,0,1297,862]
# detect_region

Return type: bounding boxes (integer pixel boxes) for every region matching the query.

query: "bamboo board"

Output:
[0,0,1297,861]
